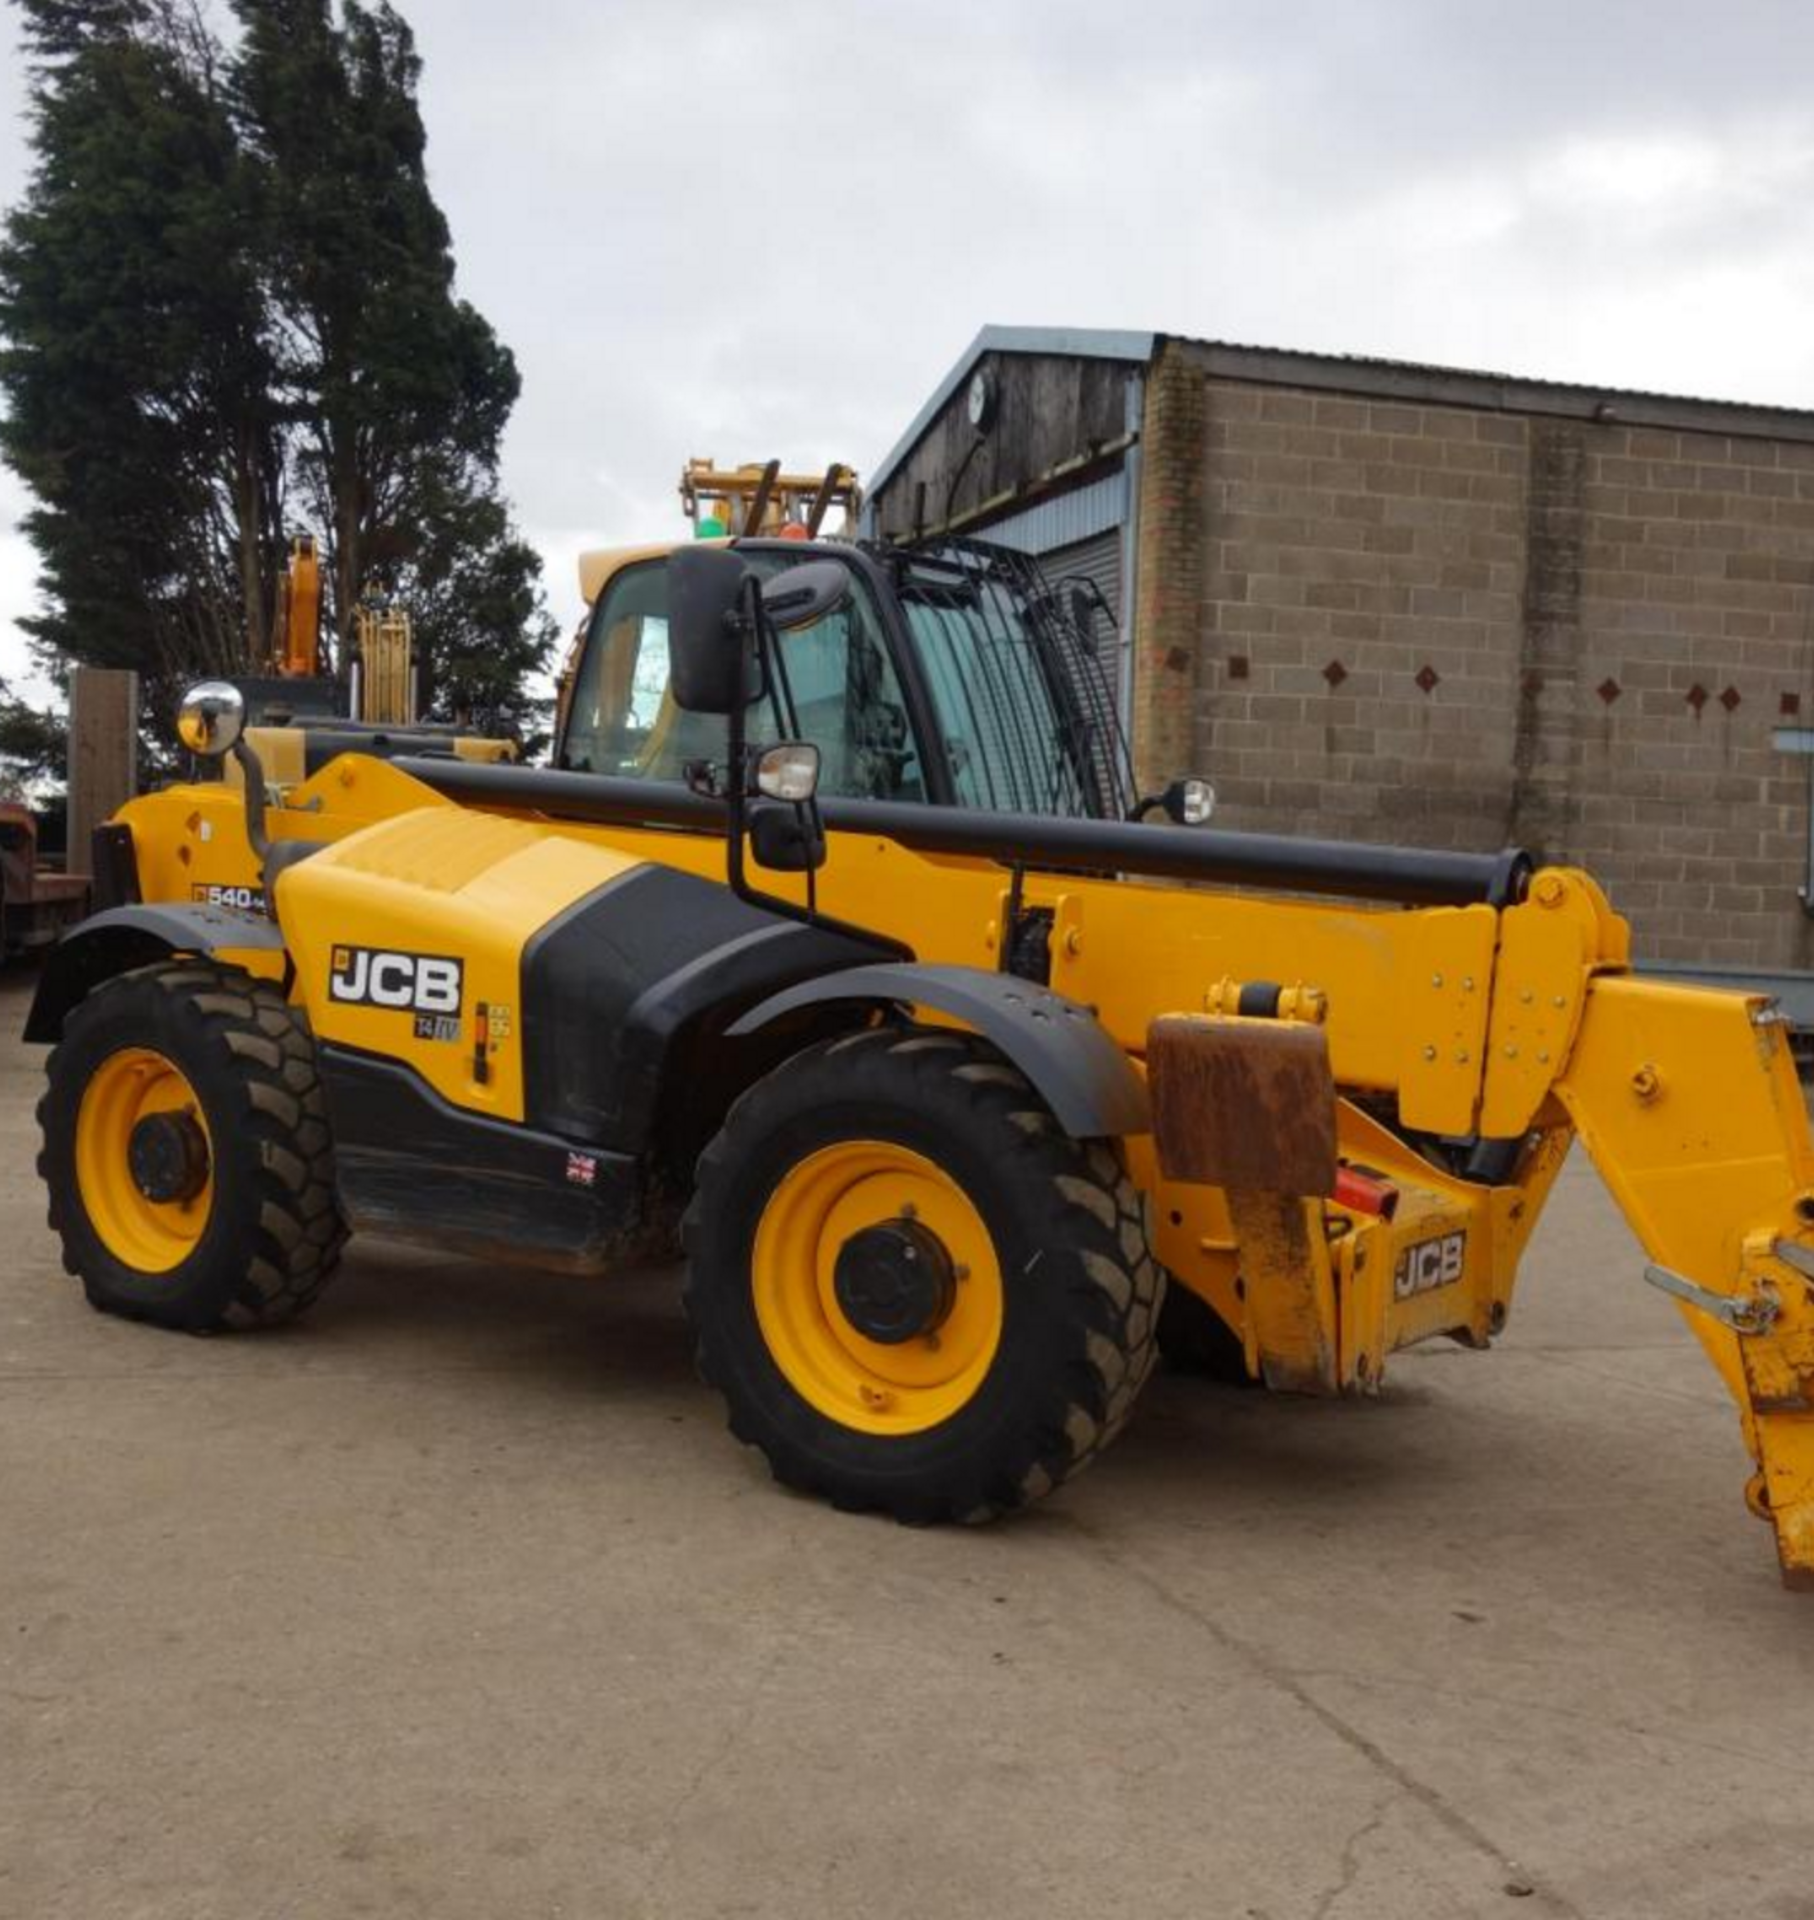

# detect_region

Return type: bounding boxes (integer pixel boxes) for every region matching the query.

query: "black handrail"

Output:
[393,757,1532,909]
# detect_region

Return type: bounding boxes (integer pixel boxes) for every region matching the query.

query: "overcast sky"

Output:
[4,0,1814,702]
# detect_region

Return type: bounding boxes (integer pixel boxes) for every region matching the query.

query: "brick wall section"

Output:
[1130,345,1206,794]
[1176,363,1814,967]
[1573,427,1813,966]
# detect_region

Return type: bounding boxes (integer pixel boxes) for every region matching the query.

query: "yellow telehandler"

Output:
[25,537,1814,1586]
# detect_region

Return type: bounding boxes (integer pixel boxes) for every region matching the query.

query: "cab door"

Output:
[558,553,929,805]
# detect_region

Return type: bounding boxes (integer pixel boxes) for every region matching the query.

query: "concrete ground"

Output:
[4,965,1813,1920]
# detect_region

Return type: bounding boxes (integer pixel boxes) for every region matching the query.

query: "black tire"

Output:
[37,960,347,1331]
[1157,1280,1255,1383]
[683,1026,1164,1522]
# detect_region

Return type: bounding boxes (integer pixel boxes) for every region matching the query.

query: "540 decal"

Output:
[191,882,267,912]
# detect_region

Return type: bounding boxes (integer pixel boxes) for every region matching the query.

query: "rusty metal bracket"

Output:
[1643,1262,1781,1334]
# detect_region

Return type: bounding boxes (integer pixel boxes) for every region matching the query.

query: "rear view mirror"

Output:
[760,560,852,632]
[669,547,755,714]
[176,680,247,758]
[749,800,827,874]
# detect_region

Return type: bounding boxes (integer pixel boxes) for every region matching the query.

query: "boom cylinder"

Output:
[394,758,1533,909]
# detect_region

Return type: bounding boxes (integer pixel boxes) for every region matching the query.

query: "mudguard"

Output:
[23,903,285,1044]
[727,962,1150,1139]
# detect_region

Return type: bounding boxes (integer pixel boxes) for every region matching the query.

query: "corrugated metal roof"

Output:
[868,324,1814,500]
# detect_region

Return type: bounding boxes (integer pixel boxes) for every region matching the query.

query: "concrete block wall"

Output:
[1164,347,1814,968]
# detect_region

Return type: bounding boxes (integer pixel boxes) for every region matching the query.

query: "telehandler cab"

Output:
[26,541,1814,1585]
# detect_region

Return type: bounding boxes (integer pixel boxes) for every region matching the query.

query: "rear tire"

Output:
[37,960,347,1331]
[683,1026,1163,1522]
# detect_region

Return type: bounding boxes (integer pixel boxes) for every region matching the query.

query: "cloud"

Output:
[6,0,1814,705]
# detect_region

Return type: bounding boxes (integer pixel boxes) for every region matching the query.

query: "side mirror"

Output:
[761,560,852,633]
[668,547,756,714]
[749,800,826,874]
[176,681,247,758]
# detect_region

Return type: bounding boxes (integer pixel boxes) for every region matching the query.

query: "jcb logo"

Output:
[1394,1230,1466,1300]
[328,945,463,1016]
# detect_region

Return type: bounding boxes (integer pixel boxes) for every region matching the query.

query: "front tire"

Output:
[37,960,347,1331]
[683,1027,1163,1522]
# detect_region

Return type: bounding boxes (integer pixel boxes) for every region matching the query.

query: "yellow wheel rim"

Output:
[74,1047,213,1274]
[751,1140,1004,1436]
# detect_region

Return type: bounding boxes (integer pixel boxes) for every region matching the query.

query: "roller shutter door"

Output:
[1038,529,1122,694]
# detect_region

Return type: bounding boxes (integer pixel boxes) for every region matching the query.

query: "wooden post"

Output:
[67,667,138,873]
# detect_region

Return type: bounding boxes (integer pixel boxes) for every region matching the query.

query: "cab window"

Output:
[561,555,926,803]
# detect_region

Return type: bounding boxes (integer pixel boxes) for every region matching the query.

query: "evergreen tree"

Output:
[231,0,547,704]
[0,677,65,795]
[0,0,552,734]
[0,0,284,706]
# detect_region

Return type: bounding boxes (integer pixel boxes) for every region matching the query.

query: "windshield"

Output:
[891,544,1128,817]
[560,552,927,802]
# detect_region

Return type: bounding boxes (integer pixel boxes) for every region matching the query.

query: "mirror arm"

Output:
[722,578,761,907]
[230,736,271,875]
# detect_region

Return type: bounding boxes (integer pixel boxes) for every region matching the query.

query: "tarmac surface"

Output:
[4,962,1813,1920]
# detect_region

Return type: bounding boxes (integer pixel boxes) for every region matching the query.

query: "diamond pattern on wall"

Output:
[1686,684,1709,713]
[1322,659,1348,687]
[1414,664,1440,694]
[1719,686,1741,712]
[1783,692,1803,717]
[1597,678,1622,704]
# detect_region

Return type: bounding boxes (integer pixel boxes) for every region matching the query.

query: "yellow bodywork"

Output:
[109,754,1814,1585]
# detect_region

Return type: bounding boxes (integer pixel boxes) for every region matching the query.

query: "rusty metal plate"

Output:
[1147,1014,1337,1195]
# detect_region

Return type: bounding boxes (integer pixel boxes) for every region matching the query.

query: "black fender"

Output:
[517,865,902,1154]
[24,903,286,1044]
[727,963,1150,1140]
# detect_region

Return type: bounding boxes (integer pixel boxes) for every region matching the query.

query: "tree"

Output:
[0,0,285,710]
[0,0,551,735]
[0,677,65,796]
[389,474,555,743]
[231,0,543,700]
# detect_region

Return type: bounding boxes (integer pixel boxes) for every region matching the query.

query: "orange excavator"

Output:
[260,534,418,730]
[270,535,324,680]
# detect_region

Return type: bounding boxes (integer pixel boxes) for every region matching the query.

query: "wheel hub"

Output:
[127,1110,210,1205]
[833,1218,957,1344]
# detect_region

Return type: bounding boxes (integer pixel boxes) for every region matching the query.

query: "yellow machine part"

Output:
[751,1139,1003,1436]
[74,1047,213,1271]
[355,604,415,726]
[274,807,644,1123]
[109,758,1814,1582]
[111,761,1599,1366]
